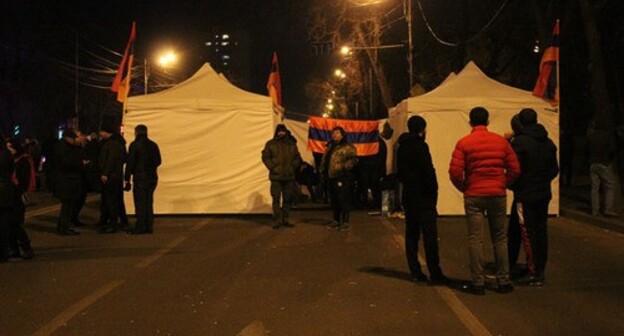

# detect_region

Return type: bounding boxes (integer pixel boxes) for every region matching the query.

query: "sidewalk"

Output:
[559,178,624,233]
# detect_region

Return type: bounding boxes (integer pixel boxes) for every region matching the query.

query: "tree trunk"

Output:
[353,24,393,109]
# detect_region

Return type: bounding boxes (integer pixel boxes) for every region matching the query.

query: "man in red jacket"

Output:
[449,107,521,295]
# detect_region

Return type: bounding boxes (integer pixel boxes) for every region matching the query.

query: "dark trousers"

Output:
[329,175,355,224]
[270,180,295,224]
[100,178,123,229]
[58,197,77,233]
[522,199,550,275]
[508,200,535,273]
[9,197,31,253]
[133,180,157,232]
[72,190,87,224]
[404,206,442,277]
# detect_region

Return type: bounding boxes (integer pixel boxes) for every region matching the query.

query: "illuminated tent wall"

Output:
[390,61,559,215]
[124,63,273,214]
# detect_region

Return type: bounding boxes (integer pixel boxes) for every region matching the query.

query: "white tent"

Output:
[123,63,274,214]
[391,61,559,215]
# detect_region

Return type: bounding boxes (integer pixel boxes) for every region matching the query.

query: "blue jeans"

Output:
[590,163,617,215]
[464,196,510,286]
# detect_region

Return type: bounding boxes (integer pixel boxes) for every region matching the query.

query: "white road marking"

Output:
[384,218,492,336]
[135,236,188,268]
[32,280,124,336]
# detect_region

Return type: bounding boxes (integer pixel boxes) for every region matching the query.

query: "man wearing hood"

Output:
[397,116,446,284]
[510,108,559,286]
[262,124,302,229]
[98,124,127,233]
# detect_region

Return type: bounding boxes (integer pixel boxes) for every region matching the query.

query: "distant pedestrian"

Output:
[98,124,127,233]
[1,133,17,262]
[53,130,84,236]
[262,124,302,229]
[449,107,521,295]
[586,121,618,217]
[124,125,162,234]
[397,116,446,284]
[510,108,559,286]
[5,138,35,259]
[320,127,358,231]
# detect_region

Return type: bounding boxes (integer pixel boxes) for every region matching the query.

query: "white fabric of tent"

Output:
[123,63,274,214]
[390,61,560,215]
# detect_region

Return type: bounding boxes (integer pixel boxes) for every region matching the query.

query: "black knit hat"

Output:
[407,115,427,134]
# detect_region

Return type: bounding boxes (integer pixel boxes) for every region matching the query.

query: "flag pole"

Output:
[556,19,561,125]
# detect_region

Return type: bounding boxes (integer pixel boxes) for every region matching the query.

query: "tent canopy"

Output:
[390,61,559,215]
[124,63,274,214]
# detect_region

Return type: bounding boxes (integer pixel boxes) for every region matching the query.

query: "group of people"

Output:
[263,106,559,295]
[53,124,162,236]
[262,124,359,231]
[399,107,558,295]
[0,124,161,263]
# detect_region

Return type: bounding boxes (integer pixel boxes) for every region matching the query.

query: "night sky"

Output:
[1,0,623,137]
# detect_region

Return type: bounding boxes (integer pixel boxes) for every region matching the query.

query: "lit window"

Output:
[222,34,230,39]
[221,42,229,46]
[223,62,229,66]
[205,42,212,46]
[222,55,230,60]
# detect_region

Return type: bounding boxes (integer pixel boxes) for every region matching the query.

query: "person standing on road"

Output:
[262,124,302,229]
[510,109,559,286]
[124,125,162,234]
[397,116,446,284]
[98,124,127,234]
[1,133,16,262]
[320,127,358,231]
[449,107,521,295]
[5,139,35,259]
[586,121,618,217]
[54,129,85,236]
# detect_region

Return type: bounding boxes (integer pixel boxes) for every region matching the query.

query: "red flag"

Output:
[266,52,282,106]
[533,20,560,105]
[111,22,136,103]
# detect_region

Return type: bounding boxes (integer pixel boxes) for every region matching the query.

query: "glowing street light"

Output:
[158,51,177,68]
[340,45,352,56]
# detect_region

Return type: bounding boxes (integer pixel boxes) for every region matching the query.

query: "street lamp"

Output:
[158,51,177,68]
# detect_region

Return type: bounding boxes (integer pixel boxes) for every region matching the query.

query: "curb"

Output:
[560,207,624,234]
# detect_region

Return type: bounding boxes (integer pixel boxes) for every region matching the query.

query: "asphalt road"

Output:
[1,198,624,336]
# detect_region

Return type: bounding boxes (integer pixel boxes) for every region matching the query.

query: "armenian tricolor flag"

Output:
[533,20,559,105]
[307,117,380,156]
[111,22,136,103]
[266,52,282,106]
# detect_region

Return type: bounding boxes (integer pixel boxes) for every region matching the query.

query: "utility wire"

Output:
[416,0,510,47]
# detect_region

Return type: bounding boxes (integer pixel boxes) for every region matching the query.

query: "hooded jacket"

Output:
[510,123,559,202]
[397,132,438,208]
[262,128,302,181]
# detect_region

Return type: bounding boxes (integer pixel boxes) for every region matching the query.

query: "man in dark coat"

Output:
[510,108,559,286]
[54,130,84,235]
[262,124,302,229]
[124,125,162,234]
[98,125,127,233]
[397,116,446,284]
[1,134,16,261]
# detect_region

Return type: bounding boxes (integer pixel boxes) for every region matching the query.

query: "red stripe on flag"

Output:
[112,22,137,93]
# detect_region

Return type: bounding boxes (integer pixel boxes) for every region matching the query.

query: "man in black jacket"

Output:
[54,130,84,235]
[98,125,127,233]
[397,116,446,284]
[511,108,559,286]
[124,125,161,234]
[1,134,16,261]
[262,124,302,229]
